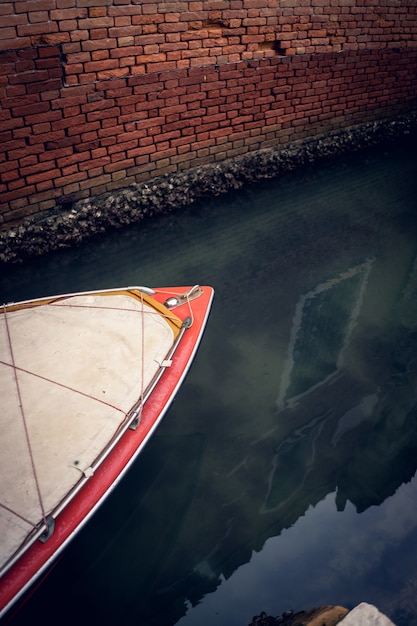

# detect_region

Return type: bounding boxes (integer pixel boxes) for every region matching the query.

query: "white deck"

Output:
[0,293,175,572]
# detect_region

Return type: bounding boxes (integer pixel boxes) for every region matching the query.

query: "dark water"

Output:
[2,139,417,626]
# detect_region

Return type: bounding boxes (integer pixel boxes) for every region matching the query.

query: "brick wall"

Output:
[1,0,417,227]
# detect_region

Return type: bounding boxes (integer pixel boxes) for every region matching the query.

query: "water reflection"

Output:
[277,260,373,409]
[2,139,417,626]
[177,478,417,626]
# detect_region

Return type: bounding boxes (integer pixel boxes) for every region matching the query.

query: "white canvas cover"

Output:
[0,293,176,573]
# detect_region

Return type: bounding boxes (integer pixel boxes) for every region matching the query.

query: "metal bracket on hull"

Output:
[182,316,192,329]
[129,406,142,431]
[39,516,55,543]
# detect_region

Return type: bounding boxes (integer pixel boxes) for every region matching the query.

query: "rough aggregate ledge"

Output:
[1,113,416,266]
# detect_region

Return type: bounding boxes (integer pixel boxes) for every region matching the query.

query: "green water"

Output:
[2,138,417,626]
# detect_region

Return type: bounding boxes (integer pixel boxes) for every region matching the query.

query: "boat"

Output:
[0,284,214,617]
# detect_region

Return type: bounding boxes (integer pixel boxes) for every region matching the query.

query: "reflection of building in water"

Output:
[159,250,417,619]
[277,260,373,410]
[171,249,417,618]
[150,250,417,623]
[264,253,417,515]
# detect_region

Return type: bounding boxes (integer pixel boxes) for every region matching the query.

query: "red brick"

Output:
[26,168,61,185]
[78,17,114,29]
[17,21,58,37]
[104,158,134,173]
[78,174,111,191]
[98,67,129,80]
[8,70,50,85]
[84,58,120,73]
[86,106,121,122]
[1,186,36,202]
[81,98,116,113]
[108,139,138,154]
[79,155,110,172]
[26,78,63,94]
[25,110,62,125]
[82,38,117,51]
[52,113,87,130]
[126,142,155,158]
[35,56,61,70]
[109,5,142,16]
[0,26,17,40]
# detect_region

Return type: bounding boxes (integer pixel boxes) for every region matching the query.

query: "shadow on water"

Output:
[2,138,417,626]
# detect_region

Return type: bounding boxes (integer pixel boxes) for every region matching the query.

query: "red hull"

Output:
[0,285,214,617]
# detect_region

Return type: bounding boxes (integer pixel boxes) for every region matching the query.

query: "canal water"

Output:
[2,137,417,626]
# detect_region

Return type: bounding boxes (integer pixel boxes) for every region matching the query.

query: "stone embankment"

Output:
[249,602,396,626]
[1,113,416,265]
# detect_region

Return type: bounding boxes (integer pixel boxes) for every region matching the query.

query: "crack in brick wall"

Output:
[1,0,416,82]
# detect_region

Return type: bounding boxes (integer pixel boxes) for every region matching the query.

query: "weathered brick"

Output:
[17,21,59,38]
[78,17,114,29]
[82,38,117,51]
[26,167,62,185]
[2,186,37,203]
